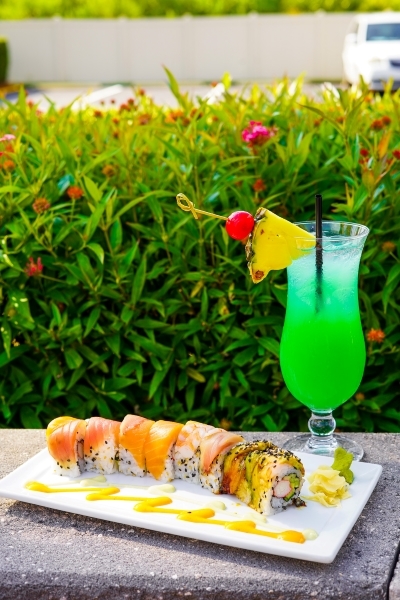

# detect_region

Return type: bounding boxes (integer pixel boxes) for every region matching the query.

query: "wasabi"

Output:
[332,447,354,484]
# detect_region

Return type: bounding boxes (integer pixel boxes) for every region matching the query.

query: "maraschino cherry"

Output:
[176,194,255,241]
[225,211,255,240]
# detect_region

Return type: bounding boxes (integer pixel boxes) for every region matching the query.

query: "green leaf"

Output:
[186,367,206,383]
[64,348,83,370]
[164,65,189,110]
[131,258,147,305]
[258,337,280,358]
[20,406,42,429]
[104,378,135,392]
[83,176,102,202]
[56,135,76,174]
[262,414,279,432]
[105,333,120,357]
[1,317,11,359]
[84,306,101,337]
[233,346,258,367]
[84,189,115,242]
[87,243,104,264]
[110,219,123,251]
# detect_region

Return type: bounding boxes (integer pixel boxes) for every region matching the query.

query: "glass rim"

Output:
[293,220,370,241]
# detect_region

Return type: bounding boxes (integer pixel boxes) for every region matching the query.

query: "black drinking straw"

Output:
[315,194,323,301]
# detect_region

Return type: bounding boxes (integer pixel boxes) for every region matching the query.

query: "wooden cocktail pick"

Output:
[176,193,227,221]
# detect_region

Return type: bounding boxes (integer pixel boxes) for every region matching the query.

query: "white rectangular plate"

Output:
[0,449,381,563]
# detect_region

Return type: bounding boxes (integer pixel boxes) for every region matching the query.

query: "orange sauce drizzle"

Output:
[26,482,305,544]
[25,482,120,495]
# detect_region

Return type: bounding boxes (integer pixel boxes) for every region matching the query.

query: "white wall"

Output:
[0,14,355,83]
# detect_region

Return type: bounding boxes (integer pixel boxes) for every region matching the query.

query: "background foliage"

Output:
[0,0,399,18]
[0,73,398,432]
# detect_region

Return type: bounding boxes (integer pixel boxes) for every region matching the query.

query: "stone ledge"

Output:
[1,430,399,600]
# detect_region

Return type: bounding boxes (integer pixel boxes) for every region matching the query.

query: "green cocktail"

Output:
[281,221,369,460]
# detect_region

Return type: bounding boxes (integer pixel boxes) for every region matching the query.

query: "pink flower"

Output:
[0,134,16,142]
[242,121,277,147]
[25,257,43,277]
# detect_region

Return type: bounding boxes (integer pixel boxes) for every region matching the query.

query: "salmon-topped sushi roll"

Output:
[46,416,87,478]
[119,415,155,477]
[84,417,120,474]
[145,420,184,482]
[174,421,215,484]
[199,429,244,494]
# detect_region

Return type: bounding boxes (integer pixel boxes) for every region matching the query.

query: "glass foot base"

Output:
[282,433,364,462]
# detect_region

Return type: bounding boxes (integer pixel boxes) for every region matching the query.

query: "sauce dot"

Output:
[302,529,319,541]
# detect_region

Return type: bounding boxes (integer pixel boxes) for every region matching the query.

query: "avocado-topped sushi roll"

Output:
[119,415,155,477]
[46,416,87,478]
[199,429,244,494]
[84,417,120,474]
[144,420,184,482]
[221,440,279,495]
[235,446,305,516]
[174,421,216,484]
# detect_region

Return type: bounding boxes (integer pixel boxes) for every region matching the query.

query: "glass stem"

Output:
[307,411,337,453]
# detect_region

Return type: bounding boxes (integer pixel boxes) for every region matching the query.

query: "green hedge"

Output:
[0,74,398,432]
[0,0,398,17]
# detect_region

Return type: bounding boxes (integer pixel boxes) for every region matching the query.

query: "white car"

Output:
[343,13,400,90]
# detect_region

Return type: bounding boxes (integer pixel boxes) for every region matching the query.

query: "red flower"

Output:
[112,117,120,125]
[371,119,384,131]
[360,148,369,157]
[119,103,129,112]
[366,328,385,343]
[138,114,151,126]
[93,110,103,118]
[127,98,135,106]
[393,150,400,160]
[33,198,51,214]
[102,164,116,177]
[137,88,146,96]
[25,257,43,277]
[242,121,277,147]
[2,159,15,171]
[336,116,345,124]
[67,186,84,200]
[253,178,266,192]
[313,119,322,127]
[111,99,116,104]
[381,241,396,253]
[382,115,391,126]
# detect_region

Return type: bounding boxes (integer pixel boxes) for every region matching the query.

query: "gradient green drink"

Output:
[281,222,369,460]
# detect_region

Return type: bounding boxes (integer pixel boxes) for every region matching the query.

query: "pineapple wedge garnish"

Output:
[245,208,315,283]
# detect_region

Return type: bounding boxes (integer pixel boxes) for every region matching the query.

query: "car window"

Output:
[366,23,400,41]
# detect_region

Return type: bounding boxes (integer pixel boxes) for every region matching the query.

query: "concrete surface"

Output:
[0,430,399,600]
[391,561,400,600]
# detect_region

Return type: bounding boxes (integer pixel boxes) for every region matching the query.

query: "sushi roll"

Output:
[46,416,86,478]
[199,429,244,494]
[234,446,305,516]
[144,420,184,482]
[221,440,279,496]
[84,417,120,474]
[174,420,215,484]
[119,415,155,477]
